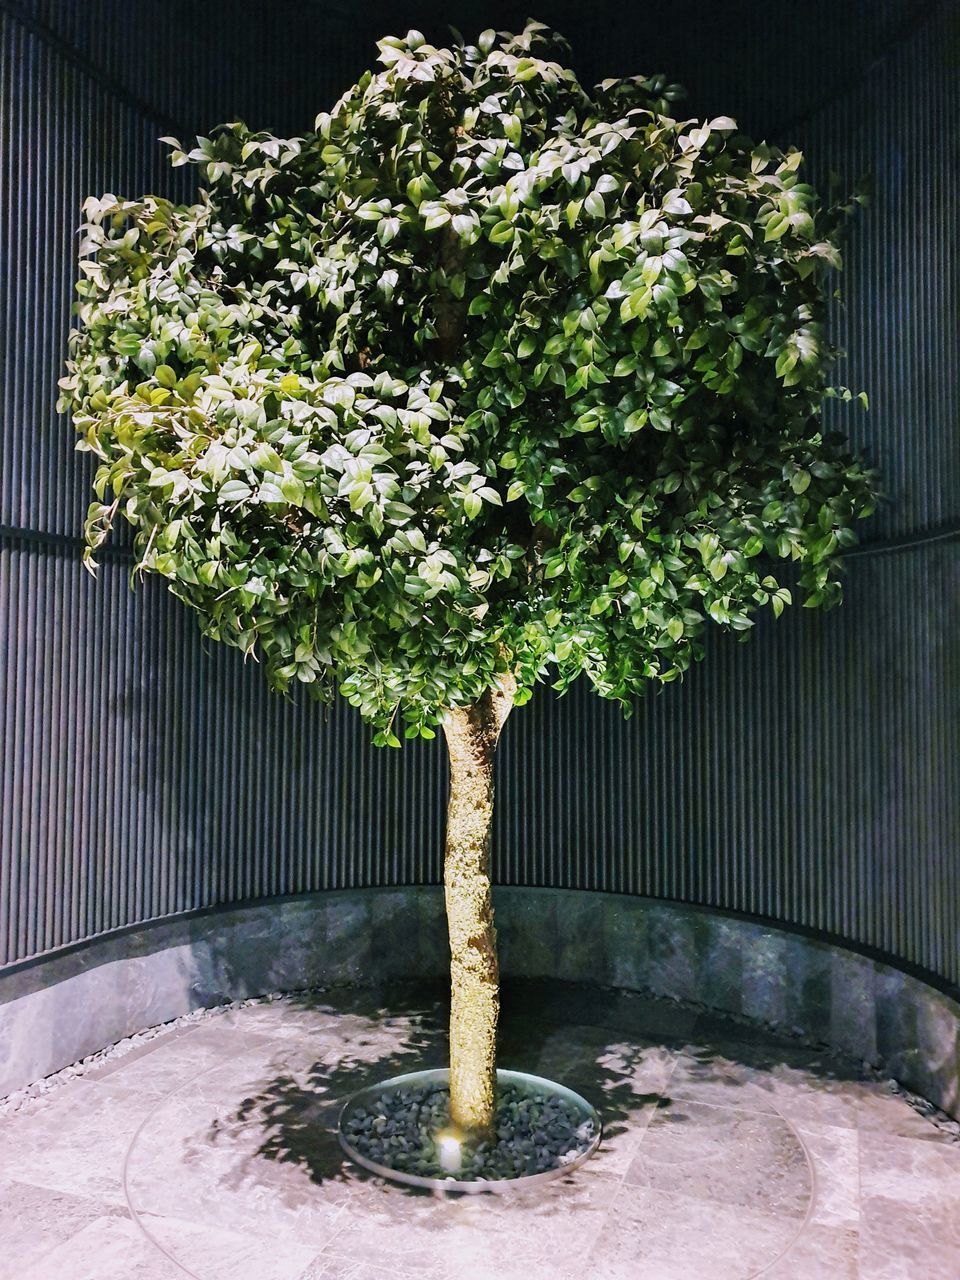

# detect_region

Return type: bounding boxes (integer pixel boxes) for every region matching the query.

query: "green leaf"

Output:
[61,30,878,748]
[349,481,373,512]
[422,204,451,231]
[565,199,582,227]
[502,113,522,145]
[258,480,286,504]
[218,480,252,503]
[620,288,649,323]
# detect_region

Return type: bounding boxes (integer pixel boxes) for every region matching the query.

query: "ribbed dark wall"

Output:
[2,1,959,984]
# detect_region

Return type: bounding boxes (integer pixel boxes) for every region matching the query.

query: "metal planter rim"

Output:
[338,1065,602,1193]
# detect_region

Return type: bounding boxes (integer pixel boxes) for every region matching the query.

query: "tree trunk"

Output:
[442,674,515,1137]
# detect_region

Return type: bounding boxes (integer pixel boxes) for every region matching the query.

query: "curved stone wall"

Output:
[2,888,957,1121]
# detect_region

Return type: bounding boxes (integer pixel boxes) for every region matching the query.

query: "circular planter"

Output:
[338,1067,602,1193]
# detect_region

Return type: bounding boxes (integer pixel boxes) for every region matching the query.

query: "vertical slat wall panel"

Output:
[495,544,960,982]
[1,1,959,988]
[799,10,960,541]
[0,542,448,961]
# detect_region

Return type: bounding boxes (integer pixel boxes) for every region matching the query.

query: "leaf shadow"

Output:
[202,977,707,1197]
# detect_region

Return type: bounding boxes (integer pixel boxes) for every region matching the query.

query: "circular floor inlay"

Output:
[119,984,822,1280]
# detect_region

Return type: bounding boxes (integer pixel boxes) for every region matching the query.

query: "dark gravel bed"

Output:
[341,1079,599,1182]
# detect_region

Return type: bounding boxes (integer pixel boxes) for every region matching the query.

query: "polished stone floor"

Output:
[1,979,959,1279]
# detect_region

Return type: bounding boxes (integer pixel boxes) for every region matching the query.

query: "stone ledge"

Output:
[1,887,958,1119]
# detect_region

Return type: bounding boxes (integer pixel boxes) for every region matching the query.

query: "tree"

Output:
[59,21,876,1138]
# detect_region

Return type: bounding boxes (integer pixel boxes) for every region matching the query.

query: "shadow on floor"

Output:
[204,977,877,1196]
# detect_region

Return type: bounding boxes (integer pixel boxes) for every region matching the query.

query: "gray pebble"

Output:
[343,1079,596,1183]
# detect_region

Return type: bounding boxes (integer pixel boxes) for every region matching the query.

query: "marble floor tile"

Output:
[166,1023,437,1114]
[2,981,959,1280]
[764,1223,860,1279]
[765,1079,865,1131]
[176,1042,319,1108]
[325,1165,618,1280]
[524,1025,678,1109]
[281,1009,438,1051]
[664,1043,783,1114]
[80,1021,260,1098]
[583,1184,800,1280]
[859,1130,960,1279]
[219,1001,359,1042]
[678,1037,870,1129]
[134,1210,321,1279]
[625,1097,812,1218]
[793,1119,860,1228]
[525,1022,678,1089]
[79,1022,215,1086]
[257,1013,445,1085]
[0,1179,127,1279]
[15,1214,180,1280]
[0,1080,152,1204]
[500,1022,678,1176]
[298,1258,417,1280]
[13,1208,323,1280]
[859,1200,960,1280]
[125,1089,355,1248]
[857,1080,960,1144]
[859,1128,960,1212]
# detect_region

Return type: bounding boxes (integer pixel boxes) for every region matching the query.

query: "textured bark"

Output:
[442,673,516,1136]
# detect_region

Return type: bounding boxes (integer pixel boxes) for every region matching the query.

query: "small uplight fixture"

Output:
[436,1127,463,1175]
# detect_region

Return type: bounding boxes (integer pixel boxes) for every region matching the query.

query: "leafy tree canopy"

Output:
[59,21,876,744]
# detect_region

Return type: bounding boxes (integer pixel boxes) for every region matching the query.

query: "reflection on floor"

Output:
[1,978,959,1279]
